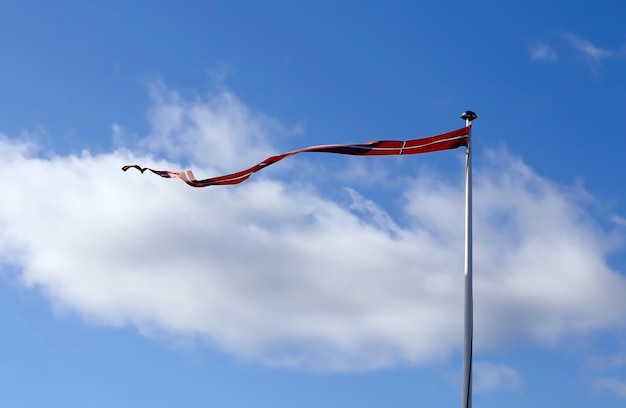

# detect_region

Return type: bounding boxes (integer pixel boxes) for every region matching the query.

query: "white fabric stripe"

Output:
[399,140,407,155]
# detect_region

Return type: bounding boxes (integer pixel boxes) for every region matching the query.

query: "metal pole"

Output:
[461,110,477,408]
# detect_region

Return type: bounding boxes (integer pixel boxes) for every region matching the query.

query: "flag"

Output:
[122,126,469,188]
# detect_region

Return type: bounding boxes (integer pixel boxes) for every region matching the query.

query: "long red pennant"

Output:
[122,126,469,188]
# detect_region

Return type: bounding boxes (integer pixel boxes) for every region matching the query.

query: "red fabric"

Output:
[122,126,469,188]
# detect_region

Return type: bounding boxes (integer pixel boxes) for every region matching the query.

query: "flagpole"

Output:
[461,110,477,408]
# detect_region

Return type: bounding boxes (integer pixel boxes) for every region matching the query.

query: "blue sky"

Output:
[1,1,626,407]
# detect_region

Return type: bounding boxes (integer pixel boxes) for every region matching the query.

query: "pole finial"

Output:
[461,111,477,123]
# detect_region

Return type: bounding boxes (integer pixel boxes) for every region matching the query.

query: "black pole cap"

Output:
[461,111,478,121]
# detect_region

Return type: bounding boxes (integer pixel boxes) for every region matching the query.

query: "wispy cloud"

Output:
[474,362,522,392]
[585,353,626,370]
[586,377,626,399]
[0,85,625,371]
[530,43,558,61]
[562,33,614,71]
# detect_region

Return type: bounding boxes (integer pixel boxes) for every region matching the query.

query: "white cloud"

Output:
[562,33,614,71]
[530,43,558,61]
[611,215,626,227]
[471,152,626,346]
[586,352,626,370]
[140,82,286,172]
[0,86,625,371]
[586,377,626,399]
[473,362,522,392]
